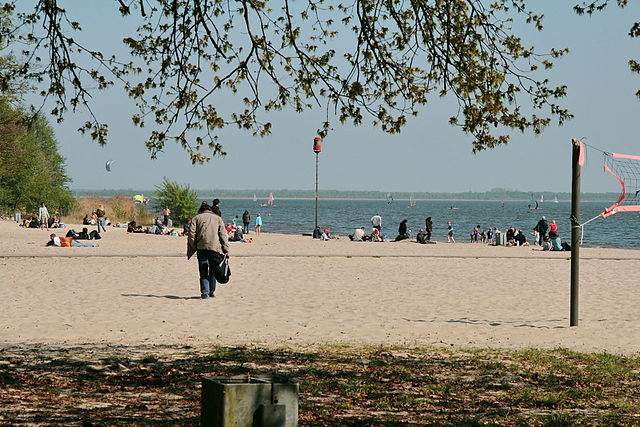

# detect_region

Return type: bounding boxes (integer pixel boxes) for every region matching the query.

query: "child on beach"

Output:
[255,213,262,235]
[447,221,455,243]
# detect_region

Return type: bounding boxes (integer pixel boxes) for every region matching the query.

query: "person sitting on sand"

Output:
[371,227,383,242]
[322,226,332,241]
[77,227,91,240]
[395,219,409,242]
[349,227,366,241]
[551,235,563,251]
[416,228,427,244]
[514,230,529,246]
[541,235,553,251]
[83,214,91,225]
[549,220,558,239]
[371,213,382,232]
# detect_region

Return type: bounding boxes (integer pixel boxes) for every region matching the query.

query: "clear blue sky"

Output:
[38,1,640,192]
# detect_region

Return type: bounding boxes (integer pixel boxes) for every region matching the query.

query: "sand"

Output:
[1,220,639,354]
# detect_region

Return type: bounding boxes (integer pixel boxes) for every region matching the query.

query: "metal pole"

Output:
[570,139,581,327]
[314,152,319,230]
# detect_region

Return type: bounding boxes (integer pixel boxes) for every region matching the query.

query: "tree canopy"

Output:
[0,1,636,163]
[0,100,74,215]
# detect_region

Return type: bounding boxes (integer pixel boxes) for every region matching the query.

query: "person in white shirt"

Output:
[38,202,50,230]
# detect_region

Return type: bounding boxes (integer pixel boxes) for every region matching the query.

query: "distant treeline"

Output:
[73,188,619,202]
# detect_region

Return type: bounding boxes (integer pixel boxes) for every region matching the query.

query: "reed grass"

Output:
[67,196,154,225]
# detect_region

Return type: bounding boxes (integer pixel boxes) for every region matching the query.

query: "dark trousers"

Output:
[196,250,217,297]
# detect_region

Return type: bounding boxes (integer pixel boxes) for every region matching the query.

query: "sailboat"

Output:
[553,195,559,203]
[386,192,394,204]
[266,192,275,207]
[408,194,416,207]
[539,194,544,203]
[253,193,258,204]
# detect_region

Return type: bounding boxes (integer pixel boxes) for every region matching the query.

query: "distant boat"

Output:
[408,194,416,207]
[267,192,275,207]
[553,195,559,203]
[386,193,394,204]
[539,194,544,203]
[253,193,257,203]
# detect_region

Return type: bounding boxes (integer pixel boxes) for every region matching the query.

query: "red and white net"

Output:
[602,152,640,218]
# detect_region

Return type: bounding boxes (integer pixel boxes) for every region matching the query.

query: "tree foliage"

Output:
[154,178,198,225]
[0,100,74,215]
[0,1,633,162]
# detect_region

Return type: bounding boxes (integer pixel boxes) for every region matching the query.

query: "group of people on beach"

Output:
[342,213,568,251]
[347,214,446,243]
[17,202,65,230]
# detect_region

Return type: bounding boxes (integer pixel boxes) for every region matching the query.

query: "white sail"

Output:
[539,194,544,203]
[409,194,416,207]
[253,193,257,203]
[267,192,275,207]
[553,195,559,203]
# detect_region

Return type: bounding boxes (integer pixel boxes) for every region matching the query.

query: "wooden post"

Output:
[570,139,581,327]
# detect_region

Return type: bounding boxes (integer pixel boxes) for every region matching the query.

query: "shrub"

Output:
[154,178,198,226]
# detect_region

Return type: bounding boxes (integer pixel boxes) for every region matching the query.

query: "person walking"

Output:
[187,203,229,299]
[255,213,262,235]
[242,210,251,234]
[425,217,433,241]
[447,220,455,243]
[536,216,548,246]
[96,204,107,233]
[38,202,50,230]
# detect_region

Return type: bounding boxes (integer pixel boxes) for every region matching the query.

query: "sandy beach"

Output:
[1,220,639,354]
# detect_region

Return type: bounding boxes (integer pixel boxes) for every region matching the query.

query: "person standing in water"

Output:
[447,220,455,243]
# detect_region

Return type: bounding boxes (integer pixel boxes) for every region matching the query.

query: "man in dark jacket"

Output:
[242,210,251,234]
[536,216,548,246]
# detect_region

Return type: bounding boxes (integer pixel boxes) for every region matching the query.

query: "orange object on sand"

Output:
[59,236,73,247]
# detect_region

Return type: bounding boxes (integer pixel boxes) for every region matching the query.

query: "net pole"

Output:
[570,139,581,327]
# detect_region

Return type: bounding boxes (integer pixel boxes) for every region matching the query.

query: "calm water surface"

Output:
[212,199,640,248]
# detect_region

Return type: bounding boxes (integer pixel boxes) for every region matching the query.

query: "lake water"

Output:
[213,198,640,248]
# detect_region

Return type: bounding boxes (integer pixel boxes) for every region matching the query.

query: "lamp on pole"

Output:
[313,136,322,230]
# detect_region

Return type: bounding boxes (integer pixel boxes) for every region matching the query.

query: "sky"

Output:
[28,1,640,193]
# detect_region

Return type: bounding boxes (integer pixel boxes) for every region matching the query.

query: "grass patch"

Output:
[0,345,638,425]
